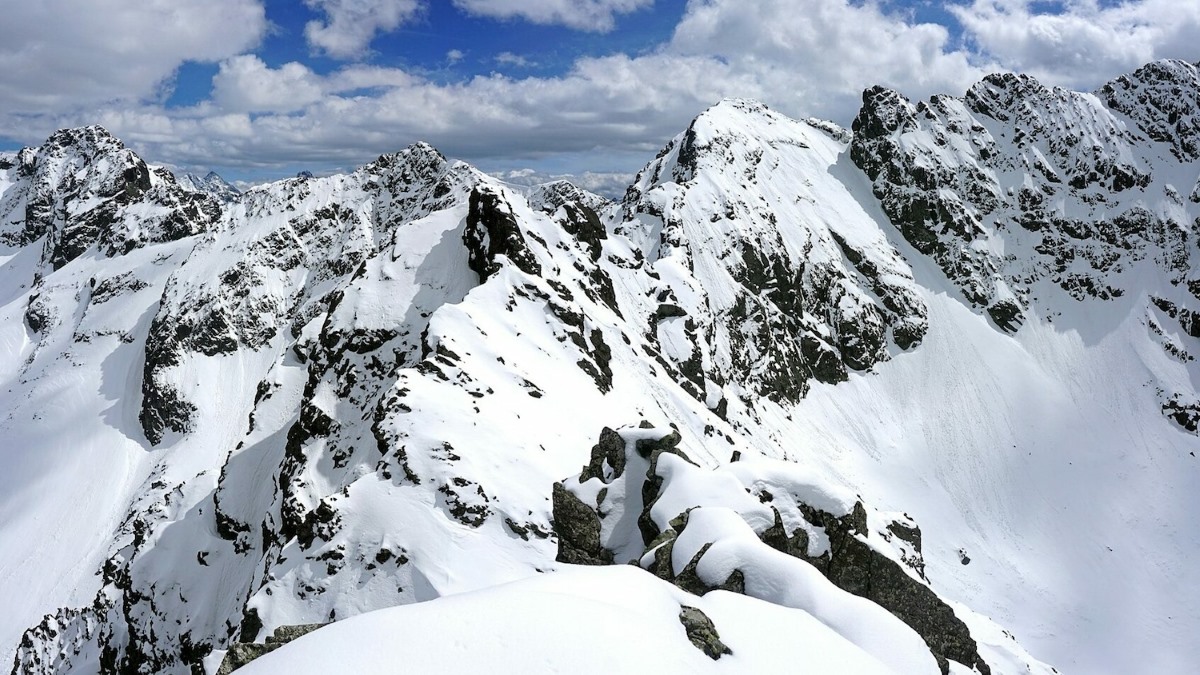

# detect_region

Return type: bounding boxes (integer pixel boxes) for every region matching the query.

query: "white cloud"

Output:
[50,52,737,172]
[303,0,424,58]
[210,56,419,113]
[668,0,986,116]
[0,0,266,113]
[3,0,1196,189]
[447,49,465,64]
[451,0,652,32]
[212,56,325,113]
[951,0,1200,88]
[495,52,534,68]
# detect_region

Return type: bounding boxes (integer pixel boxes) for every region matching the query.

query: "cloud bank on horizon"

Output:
[0,0,1196,188]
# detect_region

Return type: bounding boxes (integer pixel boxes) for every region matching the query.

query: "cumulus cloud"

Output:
[951,0,1200,88]
[212,56,325,113]
[0,0,266,112]
[25,51,736,174]
[210,57,420,113]
[667,0,986,121]
[3,0,1195,188]
[303,0,424,58]
[451,0,653,32]
[495,52,535,68]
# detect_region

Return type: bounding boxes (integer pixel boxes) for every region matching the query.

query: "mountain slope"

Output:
[841,59,1200,674]
[1,61,1198,675]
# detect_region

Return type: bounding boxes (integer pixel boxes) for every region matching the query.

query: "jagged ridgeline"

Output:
[1,60,1199,675]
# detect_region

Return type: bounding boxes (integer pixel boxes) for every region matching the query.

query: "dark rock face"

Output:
[139,308,199,445]
[799,503,988,675]
[23,291,56,334]
[463,187,542,281]
[578,427,627,483]
[1162,395,1200,434]
[216,623,327,675]
[552,482,611,565]
[559,204,607,262]
[529,180,609,262]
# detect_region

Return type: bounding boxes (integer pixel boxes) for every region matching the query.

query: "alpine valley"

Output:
[2,59,1199,675]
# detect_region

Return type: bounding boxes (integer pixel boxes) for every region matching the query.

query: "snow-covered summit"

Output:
[525,179,609,214]
[177,171,241,203]
[0,124,220,270]
[1098,59,1200,162]
[619,95,927,405]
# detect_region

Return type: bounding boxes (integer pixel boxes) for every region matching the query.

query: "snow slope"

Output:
[232,566,903,675]
[2,60,1199,675]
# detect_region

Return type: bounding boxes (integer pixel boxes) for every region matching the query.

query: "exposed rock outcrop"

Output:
[216,623,327,675]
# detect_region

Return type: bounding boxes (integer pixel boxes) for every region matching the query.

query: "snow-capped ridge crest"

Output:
[708,97,772,115]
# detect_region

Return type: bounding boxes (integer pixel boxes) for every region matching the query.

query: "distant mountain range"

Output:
[175,171,241,203]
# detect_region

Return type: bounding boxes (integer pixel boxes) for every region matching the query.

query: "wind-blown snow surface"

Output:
[230,566,906,675]
[1,60,1199,675]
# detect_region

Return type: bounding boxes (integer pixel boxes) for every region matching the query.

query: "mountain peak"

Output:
[1098,58,1200,160]
[526,179,609,214]
[364,141,449,180]
[178,170,240,202]
[1,125,220,268]
[43,124,124,153]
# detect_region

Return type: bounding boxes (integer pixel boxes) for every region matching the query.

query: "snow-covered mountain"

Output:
[2,60,1199,675]
[175,171,241,204]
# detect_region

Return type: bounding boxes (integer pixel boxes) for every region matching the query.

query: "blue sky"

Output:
[0,0,1195,193]
[166,1,690,107]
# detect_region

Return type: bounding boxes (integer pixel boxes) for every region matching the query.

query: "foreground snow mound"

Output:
[227,566,901,675]
[554,425,1054,675]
